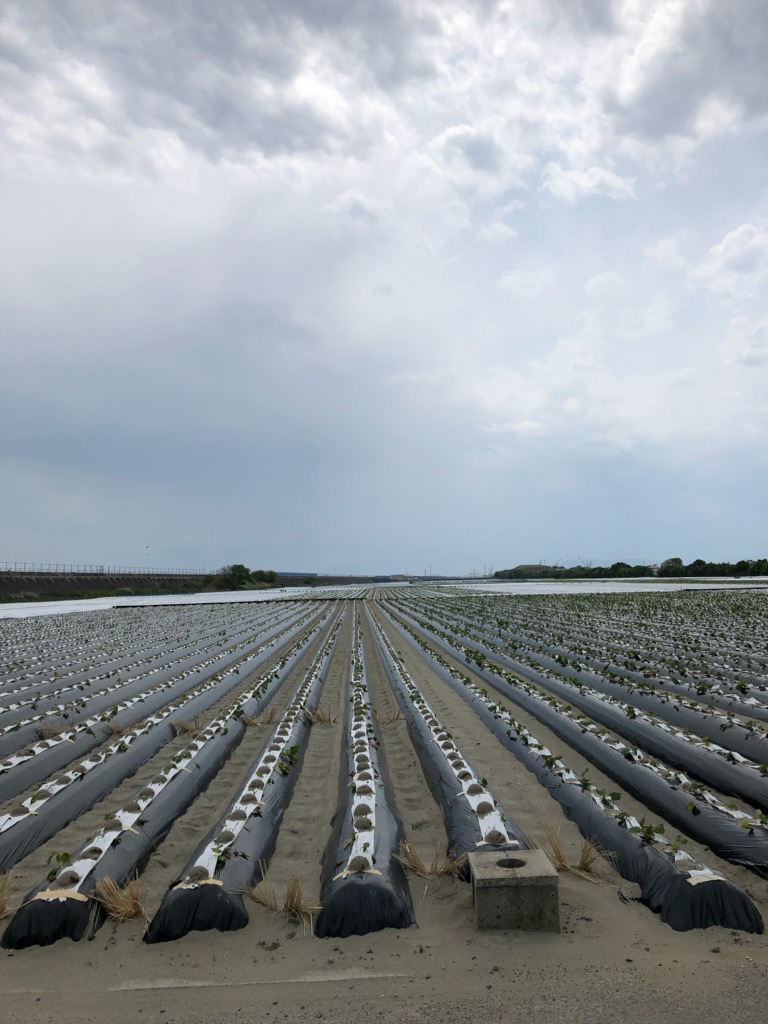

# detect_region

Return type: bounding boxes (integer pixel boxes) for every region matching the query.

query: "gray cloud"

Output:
[448,131,504,173]
[0,0,441,172]
[543,0,618,35]
[605,0,768,139]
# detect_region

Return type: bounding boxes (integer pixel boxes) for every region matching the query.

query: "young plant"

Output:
[629,818,665,843]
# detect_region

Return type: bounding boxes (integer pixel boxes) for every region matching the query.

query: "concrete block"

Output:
[468,848,560,933]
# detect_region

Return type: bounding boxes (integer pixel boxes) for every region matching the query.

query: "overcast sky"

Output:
[1,1,767,576]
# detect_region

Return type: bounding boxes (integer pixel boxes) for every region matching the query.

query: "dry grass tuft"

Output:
[283,876,320,932]
[94,876,145,921]
[396,840,430,878]
[257,706,279,726]
[0,871,14,919]
[306,706,336,725]
[430,846,467,878]
[39,719,65,739]
[533,828,605,884]
[247,862,279,913]
[535,826,569,872]
[576,837,603,874]
[172,717,202,736]
[376,708,403,724]
[396,841,466,891]
[240,712,259,727]
[247,865,319,932]
[107,720,126,736]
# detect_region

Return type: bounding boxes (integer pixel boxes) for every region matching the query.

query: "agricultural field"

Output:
[1,586,767,1024]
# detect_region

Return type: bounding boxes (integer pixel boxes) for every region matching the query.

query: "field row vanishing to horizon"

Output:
[1,585,767,1023]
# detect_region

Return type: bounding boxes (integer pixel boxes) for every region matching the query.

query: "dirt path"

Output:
[257,602,352,905]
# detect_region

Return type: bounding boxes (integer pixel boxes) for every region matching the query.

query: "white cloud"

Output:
[541,162,636,202]
[722,315,768,367]
[475,219,518,244]
[399,254,768,460]
[484,419,546,437]
[322,188,392,228]
[585,270,624,298]
[498,267,553,297]
[646,233,690,270]
[690,222,768,302]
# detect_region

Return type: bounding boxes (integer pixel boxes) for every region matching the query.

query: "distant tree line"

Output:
[494,557,768,580]
[656,557,768,577]
[209,564,278,589]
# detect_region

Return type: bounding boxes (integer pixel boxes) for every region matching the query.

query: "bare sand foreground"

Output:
[1,602,767,1024]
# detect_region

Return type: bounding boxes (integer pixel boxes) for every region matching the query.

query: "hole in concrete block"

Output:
[496,858,526,869]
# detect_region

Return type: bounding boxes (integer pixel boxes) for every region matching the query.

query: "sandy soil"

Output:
[1,600,767,1023]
